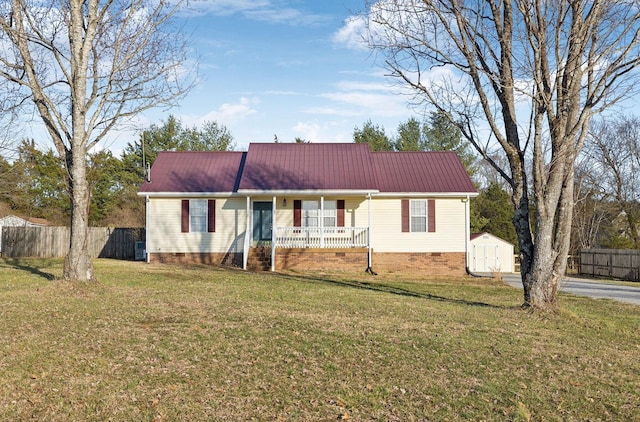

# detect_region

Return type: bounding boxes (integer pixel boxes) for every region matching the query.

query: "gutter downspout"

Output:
[271,196,276,272]
[243,196,250,270]
[145,195,150,263]
[365,192,376,275]
[464,194,490,278]
[320,196,324,248]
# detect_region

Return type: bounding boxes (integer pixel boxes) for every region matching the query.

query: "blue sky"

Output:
[132,0,415,152]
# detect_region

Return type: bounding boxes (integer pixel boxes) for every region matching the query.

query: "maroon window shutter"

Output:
[428,199,436,232]
[293,200,302,227]
[337,200,345,227]
[181,200,189,233]
[401,199,409,232]
[208,199,216,232]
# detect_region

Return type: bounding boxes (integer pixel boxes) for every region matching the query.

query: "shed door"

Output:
[473,244,499,272]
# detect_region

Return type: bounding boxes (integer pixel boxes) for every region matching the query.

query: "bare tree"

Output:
[581,115,640,248]
[364,0,640,310]
[0,0,193,281]
[572,159,610,252]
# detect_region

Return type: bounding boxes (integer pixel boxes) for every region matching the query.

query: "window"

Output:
[402,199,435,233]
[181,199,215,233]
[190,199,208,232]
[301,200,337,227]
[302,200,319,227]
[410,200,427,232]
[323,200,337,227]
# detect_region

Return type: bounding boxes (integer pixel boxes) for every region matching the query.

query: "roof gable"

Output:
[470,232,515,246]
[0,215,48,226]
[372,151,477,193]
[139,151,246,194]
[238,143,377,191]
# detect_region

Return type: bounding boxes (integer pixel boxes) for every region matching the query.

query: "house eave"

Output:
[137,191,237,198]
[236,189,380,196]
[138,190,478,198]
[373,192,479,198]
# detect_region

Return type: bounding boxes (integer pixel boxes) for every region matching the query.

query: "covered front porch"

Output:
[241,193,374,271]
[275,226,369,248]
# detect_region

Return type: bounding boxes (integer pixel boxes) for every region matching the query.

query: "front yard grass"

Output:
[0,258,638,421]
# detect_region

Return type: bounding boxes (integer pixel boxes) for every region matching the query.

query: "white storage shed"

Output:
[470,232,515,274]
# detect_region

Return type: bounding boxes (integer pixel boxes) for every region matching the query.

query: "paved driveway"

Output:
[502,274,640,305]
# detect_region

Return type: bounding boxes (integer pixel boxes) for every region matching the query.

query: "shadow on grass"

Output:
[1,258,57,281]
[275,271,507,309]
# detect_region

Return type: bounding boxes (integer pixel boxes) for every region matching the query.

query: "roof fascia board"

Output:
[138,192,236,198]
[237,189,380,196]
[139,191,478,198]
[373,192,479,198]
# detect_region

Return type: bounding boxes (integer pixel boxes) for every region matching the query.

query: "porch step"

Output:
[247,247,272,271]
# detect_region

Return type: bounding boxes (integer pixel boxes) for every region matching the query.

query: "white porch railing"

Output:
[275,226,369,248]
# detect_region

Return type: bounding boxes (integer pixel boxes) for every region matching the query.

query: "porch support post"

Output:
[243,196,250,270]
[368,193,372,268]
[271,196,276,272]
[320,196,324,248]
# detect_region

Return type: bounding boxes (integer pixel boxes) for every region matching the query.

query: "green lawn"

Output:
[1,258,638,421]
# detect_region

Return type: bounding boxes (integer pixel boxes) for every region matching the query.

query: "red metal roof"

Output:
[238,143,377,191]
[139,151,246,193]
[138,144,477,195]
[372,151,477,193]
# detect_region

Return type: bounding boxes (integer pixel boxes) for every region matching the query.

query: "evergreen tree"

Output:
[471,183,518,250]
[87,150,127,226]
[181,121,236,151]
[423,111,477,176]
[353,119,393,151]
[11,140,69,224]
[395,117,423,151]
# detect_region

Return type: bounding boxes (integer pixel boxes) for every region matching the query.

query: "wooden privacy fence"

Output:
[1,226,145,260]
[580,249,640,282]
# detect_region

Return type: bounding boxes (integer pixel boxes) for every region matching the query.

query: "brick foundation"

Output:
[149,250,466,277]
[275,248,369,271]
[150,252,242,267]
[372,252,466,276]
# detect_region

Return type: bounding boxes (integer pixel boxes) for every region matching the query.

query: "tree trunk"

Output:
[62,147,95,281]
[513,194,534,306]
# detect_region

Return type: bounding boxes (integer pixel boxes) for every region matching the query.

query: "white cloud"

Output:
[291,120,352,142]
[264,90,300,96]
[184,97,259,127]
[179,0,271,17]
[292,122,322,141]
[180,0,328,26]
[334,80,390,92]
[332,15,368,50]
[302,106,362,117]
[321,91,407,117]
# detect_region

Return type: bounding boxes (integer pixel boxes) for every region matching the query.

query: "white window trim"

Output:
[323,200,337,228]
[410,199,427,233]
[302,200,337,228]
[190,199,208,233]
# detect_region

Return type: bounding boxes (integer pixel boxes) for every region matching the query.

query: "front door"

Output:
[253,202,273,242]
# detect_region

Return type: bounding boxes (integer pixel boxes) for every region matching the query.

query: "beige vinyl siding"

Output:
[343,198,368,227]
[273,199,292,228]
[274,197,369,228]
[149,197,246,254]
[369,198,466,253]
